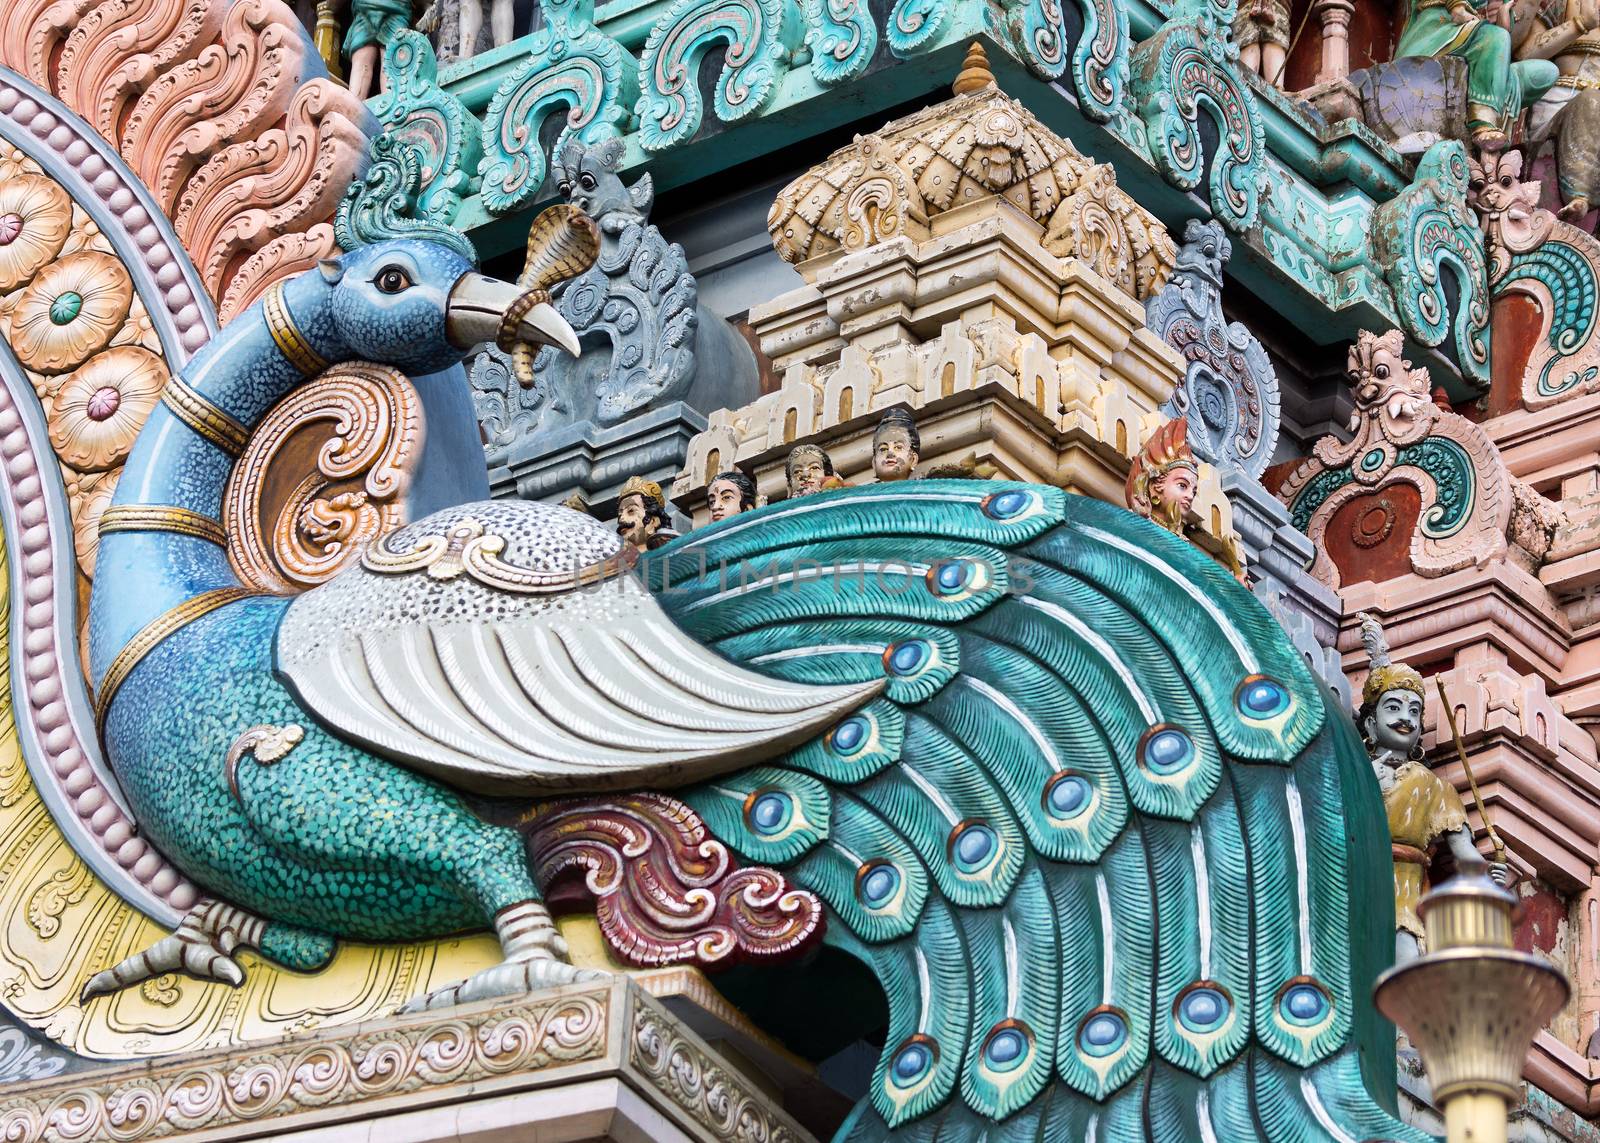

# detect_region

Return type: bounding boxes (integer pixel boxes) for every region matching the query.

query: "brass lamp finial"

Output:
[1375,871,1569,1143]
[952,42,996,96]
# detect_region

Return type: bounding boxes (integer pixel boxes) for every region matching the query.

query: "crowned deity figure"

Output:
[1125,419,1247,581]
[1515,0,1600,218]
[1358,613,1506,961]
[1394,0,1559,149]
[615,475,673,553]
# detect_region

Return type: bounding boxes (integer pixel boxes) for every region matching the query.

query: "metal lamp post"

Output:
[1374,872,1569,1143]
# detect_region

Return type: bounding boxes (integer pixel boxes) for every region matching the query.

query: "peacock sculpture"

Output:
[81,231,1429,1143]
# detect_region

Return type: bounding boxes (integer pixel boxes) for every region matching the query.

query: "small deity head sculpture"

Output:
[1347,329,1431,423]
[550,138,652,226]
[616,475,670,550]
[873,408,920,482]
[786,444,836,498]
[708,469,757,523]
[1125,418,1200,535]
[1357,612,1426,763]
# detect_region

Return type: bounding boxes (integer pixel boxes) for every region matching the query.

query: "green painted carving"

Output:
[886,0,952,56]
[1129,0,1264,231]
[335,135,478,263]
[1287,438,1475,541]
[636,0,805,152]
[1395,437,1475,538]
[367,32,482,224]
[1371,141,1491,390]
[805,0,877,84]
[477,0,637,215]
[996,0,1130,121]
[1288,465,1352,533]
[1501,241,1600,399]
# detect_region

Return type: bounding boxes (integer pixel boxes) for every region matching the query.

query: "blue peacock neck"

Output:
[87,271,350,691]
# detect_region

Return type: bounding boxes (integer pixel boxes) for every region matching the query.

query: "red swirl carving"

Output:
[525,792,824,968]
[173,81,368,304]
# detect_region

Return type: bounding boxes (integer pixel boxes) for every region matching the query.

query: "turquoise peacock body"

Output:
[86,239,1430,1142]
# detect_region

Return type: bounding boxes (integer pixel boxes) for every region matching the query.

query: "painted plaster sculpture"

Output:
[1234,0,1290,85]
[706,469,756,522]
[1278,329,1511,587]
[1145,220,1281,482]
[1357,614,1501,962]
[872,408,919,482]
[1127,419,1247,580]
[344,0,414,100]
[1514,0,1600,218]
[470,137,758,440]
[1469,149,1600,407]
[1392,0,1557,148]
[45,203,1428,1135]
[786,443,842,497]
[615,474,672,551]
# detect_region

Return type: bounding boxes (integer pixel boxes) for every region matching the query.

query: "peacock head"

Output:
[317,240,579,375]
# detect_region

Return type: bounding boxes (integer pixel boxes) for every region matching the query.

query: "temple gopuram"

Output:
[4,0,1600,1138]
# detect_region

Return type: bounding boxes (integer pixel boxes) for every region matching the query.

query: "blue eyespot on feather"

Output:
[982,1022,1032,1073]
[1140,725,1195,775]
[1043,773,1093,819]
[1077,1008,1128,1058]
[829,715,870,756]
[1237,675,1291,720]
[948,821,999,874]
[746,790,793,836]
[1177,984,1231,1034]
[982,490,1033,520]
[1278,980,1332,1027]
[889,1036,938,1087]
[857,860,901,909]
[885,639,931,677]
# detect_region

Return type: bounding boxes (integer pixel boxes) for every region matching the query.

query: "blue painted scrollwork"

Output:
[636,0,805,152]
[1500,241,1599,398]
[477,0,637,215]
[1130,0,1263,231]
[997,0,1129,122]
[1372,141,1491,390]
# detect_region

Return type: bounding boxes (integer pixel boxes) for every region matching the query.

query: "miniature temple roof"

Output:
[767,42,1173,288]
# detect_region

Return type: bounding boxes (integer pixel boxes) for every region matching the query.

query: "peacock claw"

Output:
[79,899,265,1002]
[396,953,609,1015]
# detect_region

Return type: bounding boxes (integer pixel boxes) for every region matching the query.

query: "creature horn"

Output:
[1358,611,1391,669]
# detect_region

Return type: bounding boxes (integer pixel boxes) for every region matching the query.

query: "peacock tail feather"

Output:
[640,481,1428,1143]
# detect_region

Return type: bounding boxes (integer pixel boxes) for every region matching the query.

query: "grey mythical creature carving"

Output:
[471,137,758,445]
[1145,220,1282,480]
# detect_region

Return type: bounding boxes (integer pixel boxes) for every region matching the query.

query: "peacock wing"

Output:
[275,501,882,796]
[640,481,1429,1142]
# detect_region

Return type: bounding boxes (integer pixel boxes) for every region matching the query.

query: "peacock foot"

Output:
[397,952,609,1014]
[80,899,266,1002]
[397,899,609,1014]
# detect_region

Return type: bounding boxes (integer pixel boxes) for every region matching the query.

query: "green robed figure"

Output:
[1396,0,1559,147]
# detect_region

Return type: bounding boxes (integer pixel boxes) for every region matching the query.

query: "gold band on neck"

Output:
[161,374,249,458]
[95,588,257,730]
[264,281,330,378]
[98,505,228,548]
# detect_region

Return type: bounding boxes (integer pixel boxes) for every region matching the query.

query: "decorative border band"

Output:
[95,588,256,729]
[264,281,330,377]
[161,376,250,458]
[99,505,228,547]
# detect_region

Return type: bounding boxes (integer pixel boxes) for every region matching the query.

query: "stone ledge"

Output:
[0,979,814,1143]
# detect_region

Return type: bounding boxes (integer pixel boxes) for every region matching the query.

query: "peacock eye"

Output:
[375,266,412,294]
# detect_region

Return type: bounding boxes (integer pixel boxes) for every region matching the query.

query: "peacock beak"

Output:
[445,272,581,359]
